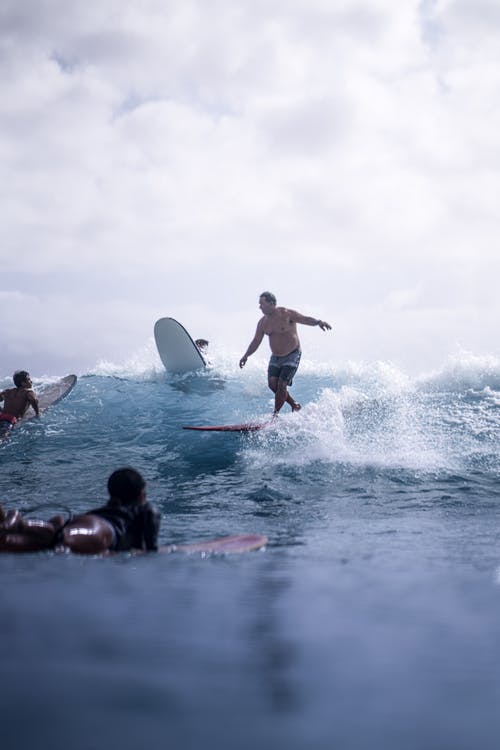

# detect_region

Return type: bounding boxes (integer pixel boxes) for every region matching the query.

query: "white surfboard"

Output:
[18,375,78,424]
[1,375,77,441]
[154,318,206,374]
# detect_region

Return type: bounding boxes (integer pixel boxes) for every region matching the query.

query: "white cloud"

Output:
[0,0,498,375]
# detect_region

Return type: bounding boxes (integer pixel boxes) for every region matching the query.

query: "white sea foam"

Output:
[81,344,500,393]
[72,343,500,478]
[417,351,500,393]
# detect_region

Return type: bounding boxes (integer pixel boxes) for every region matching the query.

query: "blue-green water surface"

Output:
[1,350,500,750]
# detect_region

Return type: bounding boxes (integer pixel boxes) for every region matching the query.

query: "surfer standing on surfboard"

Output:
[239,292,332,415]
[0,371,40,435]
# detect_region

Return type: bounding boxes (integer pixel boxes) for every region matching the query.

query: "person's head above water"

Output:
[13,371,31,388]
[107,468,146,506]
[259,292,277,314]
[259,291,276,306]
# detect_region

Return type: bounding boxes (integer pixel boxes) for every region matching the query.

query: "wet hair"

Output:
[260,291,277,305]
[13,371,30,388]
[107,468,145,505]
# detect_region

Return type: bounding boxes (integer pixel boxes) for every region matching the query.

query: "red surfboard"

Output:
[182,422,270,433]
[160,533,268,554]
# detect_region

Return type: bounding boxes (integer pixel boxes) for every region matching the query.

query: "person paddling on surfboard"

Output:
[0,371,40,435]
[0,468,160,554]
[239,292,332,416]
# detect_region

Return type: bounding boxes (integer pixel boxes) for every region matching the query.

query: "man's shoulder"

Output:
[268,306,290,319]
[280,306,298,319]
[13,387,34,397]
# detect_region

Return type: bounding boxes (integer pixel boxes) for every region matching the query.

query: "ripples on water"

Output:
[1,349,500,750]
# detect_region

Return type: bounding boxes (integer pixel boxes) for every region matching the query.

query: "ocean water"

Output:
[1,344,500,750]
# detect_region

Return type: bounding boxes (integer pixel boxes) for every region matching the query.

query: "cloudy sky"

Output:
[1,0,499,376]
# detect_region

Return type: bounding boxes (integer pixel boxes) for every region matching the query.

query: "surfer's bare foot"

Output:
[291,403,301,412]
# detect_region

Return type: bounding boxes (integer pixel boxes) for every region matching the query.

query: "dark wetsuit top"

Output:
[88,501,161,552]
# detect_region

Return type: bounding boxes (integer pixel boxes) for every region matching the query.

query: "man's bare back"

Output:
[0,372,39,419]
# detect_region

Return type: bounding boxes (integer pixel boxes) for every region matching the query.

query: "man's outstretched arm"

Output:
[290,310,332,331]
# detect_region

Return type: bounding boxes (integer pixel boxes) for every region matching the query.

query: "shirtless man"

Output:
[0,371,40,436]
[239,292,332,415]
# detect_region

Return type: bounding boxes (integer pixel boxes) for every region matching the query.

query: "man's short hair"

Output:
[108,468,145,505]
[260,291,277,305]
[13,371,30,388]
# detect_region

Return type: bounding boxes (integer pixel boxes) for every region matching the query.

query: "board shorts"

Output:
[0,414,17,424]
[0,414,16,434]
[267,348,302,386]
